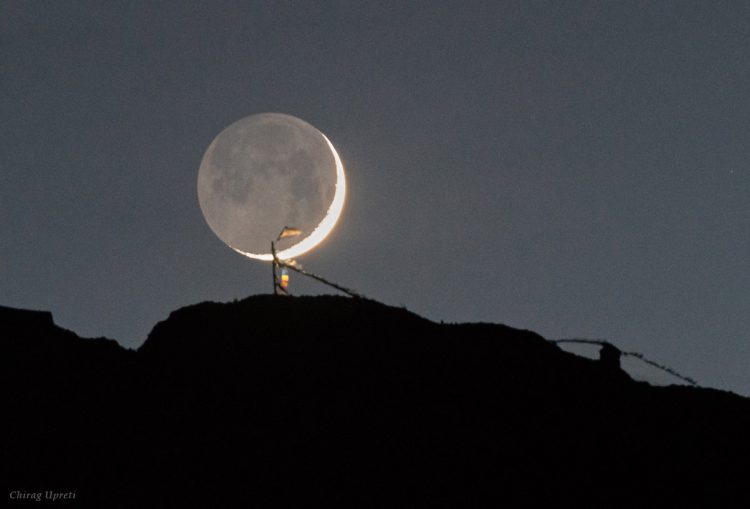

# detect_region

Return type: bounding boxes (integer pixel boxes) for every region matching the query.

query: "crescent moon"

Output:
[230,133,346,261]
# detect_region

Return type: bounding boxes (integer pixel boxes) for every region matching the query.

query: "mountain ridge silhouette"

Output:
[3,296,748,507]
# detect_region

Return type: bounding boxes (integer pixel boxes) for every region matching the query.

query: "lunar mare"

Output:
[197,113,345,260]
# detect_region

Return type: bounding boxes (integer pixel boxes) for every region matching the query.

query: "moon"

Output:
[197,113,346,261]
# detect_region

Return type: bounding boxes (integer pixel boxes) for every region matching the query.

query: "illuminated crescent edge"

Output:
[230,133,346,262]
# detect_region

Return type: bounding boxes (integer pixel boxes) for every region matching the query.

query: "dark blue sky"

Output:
[2,1,749,395]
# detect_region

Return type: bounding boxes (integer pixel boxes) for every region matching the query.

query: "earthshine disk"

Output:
[197,113,346,261]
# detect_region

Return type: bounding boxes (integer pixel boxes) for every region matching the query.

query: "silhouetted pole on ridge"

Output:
[270,226,364,299]
[271,241,278,295]
[271,241,281,296]
[271,227,299,296]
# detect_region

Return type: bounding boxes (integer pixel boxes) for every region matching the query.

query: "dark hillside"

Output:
[2,297,748,507]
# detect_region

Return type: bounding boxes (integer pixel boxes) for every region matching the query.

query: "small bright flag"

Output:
[277,226,302,240]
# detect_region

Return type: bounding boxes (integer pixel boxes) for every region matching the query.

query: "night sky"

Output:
[2,1,748,395]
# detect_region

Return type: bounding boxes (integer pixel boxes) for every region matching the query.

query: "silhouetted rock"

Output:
[0,305,54,329]
[599,342,622,370]
[2,296,749,508]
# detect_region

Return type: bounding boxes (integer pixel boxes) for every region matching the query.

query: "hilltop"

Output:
[2,296,749,507]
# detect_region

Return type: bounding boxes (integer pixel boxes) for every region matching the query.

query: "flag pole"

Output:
[272,225,360,298]
[271,241,279,295]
